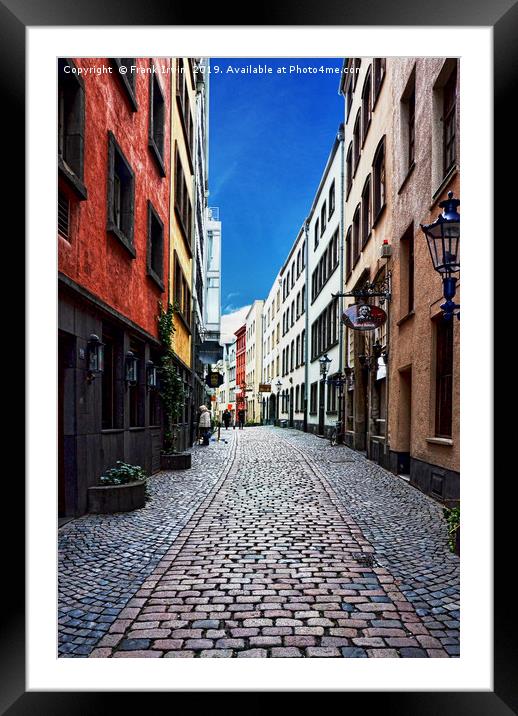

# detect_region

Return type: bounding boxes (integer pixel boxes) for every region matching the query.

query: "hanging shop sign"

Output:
[258,384,271,393]
[205,371,224,387]
[342,304,387,331]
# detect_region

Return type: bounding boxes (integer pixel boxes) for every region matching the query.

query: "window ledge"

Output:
[148,138,167,178]
[431,165,459,208]
[398,161,416,195]
[371,203,387,231]
[426,437,454,446]
[129,427,146,432]
[107,223,136,258]
[59,159,88,201]
[397,310,415,327]
[101,429,124,434]
[147,268,165,293]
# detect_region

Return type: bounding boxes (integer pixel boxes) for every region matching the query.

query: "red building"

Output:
[235,324,246,415]
[58,58,172,517]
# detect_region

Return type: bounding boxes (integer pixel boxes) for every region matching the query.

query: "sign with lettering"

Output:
[205,371,224,387]
[258,384,271,393]
[342,304,387,331]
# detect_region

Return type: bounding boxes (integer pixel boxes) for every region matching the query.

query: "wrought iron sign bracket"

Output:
[333,272,392,305]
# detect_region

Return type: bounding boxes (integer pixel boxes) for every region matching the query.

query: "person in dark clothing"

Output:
[238,409,245,430]
[222,409,231,430]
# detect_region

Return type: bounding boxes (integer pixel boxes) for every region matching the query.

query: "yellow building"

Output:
[169,57,196,449]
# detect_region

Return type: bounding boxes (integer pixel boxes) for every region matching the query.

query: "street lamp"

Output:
[275,379,282,425]
[86,333,104,382]
[319,353,332,378]
[420,191,460,320]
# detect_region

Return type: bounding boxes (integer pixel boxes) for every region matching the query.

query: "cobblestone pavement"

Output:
[58,432,236,656]
[67,426,460,658]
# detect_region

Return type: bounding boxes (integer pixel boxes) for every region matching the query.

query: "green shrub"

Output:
[99,461,147,486]
[443,506,460,553]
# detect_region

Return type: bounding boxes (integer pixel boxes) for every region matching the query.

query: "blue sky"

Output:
[209,58,344,315]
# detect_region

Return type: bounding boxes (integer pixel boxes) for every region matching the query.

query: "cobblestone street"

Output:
[58,427,459,658]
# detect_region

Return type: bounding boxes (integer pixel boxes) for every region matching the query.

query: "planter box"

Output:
[88,479,147,514]
[160,452,192,470]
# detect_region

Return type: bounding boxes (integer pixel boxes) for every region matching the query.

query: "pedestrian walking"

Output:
[198,405,212,446]
[238,409,245,430]
[222,409,231,430]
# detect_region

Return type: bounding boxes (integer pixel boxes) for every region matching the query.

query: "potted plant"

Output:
[443,505,460,556]
[157,301,192,470]
[88,461,148,514]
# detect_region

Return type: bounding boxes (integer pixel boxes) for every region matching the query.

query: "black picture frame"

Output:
[5,0,506,710]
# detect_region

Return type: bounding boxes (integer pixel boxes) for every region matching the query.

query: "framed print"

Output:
[1,0,509,710]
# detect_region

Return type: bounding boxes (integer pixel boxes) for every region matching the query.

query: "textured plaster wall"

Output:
[58,57,172,339]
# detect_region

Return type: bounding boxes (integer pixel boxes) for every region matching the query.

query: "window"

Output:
[295,385,300,412]
[149,72,166,176]
[345,227,352,278]
[346,73,354,123]
[301,285,306,314]
[346,143,353,196]
[149,349,161,426]
[107,131,135,256]
[301,241,306,269]
[290,340,295,371]
[174,255,192,329]
[400,225,415,315]
[147,201,164,291]
[310,382,318,414]
[101,326,122,430]
[300,382,305,412]
[327,375,337,413]
[361,176,371,248]
[372,137,386,220]
[174,144,193,245]
[362,68,372,142]
[314,219,320,249]
[58,190,70,240]
[373,58,386,101]
[58,59,87,199]
[353,110,361,172]
[321,202,327,235]
[435,317,454,438]
[352,205,360,266]
[111,58,138,111]
[408,82,416,168]
[328,181,335,218]
[296,335,300,366]
[176,59,194,158]
[442,66,457,175]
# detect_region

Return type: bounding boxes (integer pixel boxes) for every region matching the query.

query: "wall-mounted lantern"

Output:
[420,191,460,320]
[86,334,104,382]
[125,351,138,385]
[146,360,158,390]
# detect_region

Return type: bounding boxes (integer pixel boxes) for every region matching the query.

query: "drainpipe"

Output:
[337,124,345,440]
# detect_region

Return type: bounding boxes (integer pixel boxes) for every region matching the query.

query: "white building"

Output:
[205,206,222,344]
[245,300,264,423]
[216,338,236,423]
[261,273,282,424]
[306,128,346,437]
[276,228,307,429]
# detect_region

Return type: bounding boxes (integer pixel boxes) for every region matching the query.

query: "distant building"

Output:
[234,324,246,417]
[245,300,264,423]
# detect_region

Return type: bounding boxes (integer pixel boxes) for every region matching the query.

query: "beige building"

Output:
[339,57,460,503]
[245,300,264,423]
[387,57,460,503]
[340,58,393,462]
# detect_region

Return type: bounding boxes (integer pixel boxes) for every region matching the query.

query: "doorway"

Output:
[58,331,76,518]
[397,367,412,477]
